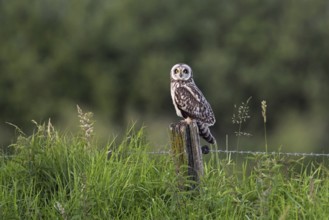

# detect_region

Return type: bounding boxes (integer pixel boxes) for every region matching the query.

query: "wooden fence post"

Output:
[170,121,204,190]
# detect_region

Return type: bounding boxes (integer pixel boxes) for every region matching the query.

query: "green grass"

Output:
[1,124,329,219]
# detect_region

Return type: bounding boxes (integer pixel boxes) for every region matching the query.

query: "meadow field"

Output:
[2,2,329,219]
[1,114,329,220]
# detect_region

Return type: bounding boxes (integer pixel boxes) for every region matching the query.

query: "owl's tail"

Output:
[196,121,216,144]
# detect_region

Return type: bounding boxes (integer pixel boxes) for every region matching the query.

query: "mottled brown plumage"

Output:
[170,63,216,144]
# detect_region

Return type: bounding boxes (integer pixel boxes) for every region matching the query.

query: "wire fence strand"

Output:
[2,150,329,158]
[146,149,329,157]
[208,149,329,157]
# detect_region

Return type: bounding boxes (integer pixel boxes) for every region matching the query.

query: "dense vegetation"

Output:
[1,0,329,151]
[1,118,329,219]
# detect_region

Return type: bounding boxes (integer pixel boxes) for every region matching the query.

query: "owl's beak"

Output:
[179,72,183,77]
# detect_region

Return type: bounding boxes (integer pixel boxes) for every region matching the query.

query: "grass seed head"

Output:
[261,100,267,123]
[77,105,95,147]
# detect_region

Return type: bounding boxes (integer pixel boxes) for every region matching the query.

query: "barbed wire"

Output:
[1,150,329,158]
[208,149,329,157]
[145,149,329,157]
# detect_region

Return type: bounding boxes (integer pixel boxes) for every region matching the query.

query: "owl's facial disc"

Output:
[171,64,192,81]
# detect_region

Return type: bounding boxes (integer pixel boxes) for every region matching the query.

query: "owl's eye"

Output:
[183,69,189,74]
[174,68,179,74]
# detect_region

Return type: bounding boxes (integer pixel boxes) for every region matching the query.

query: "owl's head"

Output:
[170,63,193,81]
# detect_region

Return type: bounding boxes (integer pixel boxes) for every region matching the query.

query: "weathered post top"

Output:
[170,120,204,190]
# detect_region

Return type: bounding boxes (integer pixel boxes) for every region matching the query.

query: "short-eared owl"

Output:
[170,63,216,144]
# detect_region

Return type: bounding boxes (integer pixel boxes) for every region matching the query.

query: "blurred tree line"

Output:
[1,0,329,151]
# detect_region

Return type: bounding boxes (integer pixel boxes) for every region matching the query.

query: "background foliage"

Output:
[1,0,329,151]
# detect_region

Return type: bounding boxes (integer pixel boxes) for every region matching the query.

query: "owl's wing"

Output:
[174,85,215,125]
